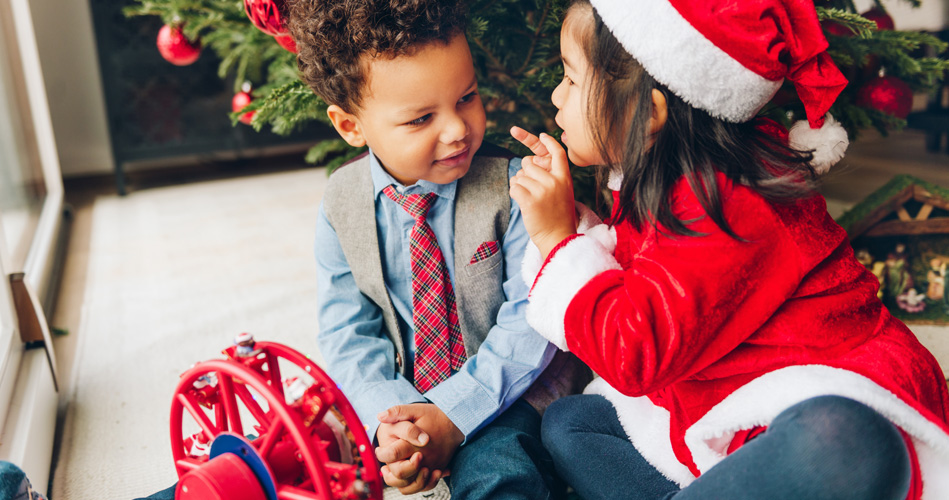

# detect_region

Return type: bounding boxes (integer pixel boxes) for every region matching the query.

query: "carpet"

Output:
[50,167,449,499]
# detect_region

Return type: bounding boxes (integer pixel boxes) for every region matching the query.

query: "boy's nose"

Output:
[440,114,469,144]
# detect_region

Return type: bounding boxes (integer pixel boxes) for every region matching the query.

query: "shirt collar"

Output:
[369,149,458,201]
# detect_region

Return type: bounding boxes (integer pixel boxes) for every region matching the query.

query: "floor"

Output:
[49,153,316,395]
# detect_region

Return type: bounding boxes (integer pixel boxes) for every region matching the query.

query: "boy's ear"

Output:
[327,104,367,147]
[648,89,668,136]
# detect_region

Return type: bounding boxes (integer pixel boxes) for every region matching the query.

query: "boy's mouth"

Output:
[435,146,470,167]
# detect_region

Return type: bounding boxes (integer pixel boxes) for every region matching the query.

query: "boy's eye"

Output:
[458,91,478,104]
[406,114,431,126]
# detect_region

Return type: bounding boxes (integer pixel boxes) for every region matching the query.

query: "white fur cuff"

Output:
[526,235,622,351]
[521,202,613,288]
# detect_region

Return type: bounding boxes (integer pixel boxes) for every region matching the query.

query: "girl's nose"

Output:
[551,80,566,109]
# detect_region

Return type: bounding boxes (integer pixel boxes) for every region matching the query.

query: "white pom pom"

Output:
[788,113,849,175]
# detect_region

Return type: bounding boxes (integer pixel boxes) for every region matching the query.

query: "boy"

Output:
[288,0,586,498]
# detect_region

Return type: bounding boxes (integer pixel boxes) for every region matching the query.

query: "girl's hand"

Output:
[509,127,577,259]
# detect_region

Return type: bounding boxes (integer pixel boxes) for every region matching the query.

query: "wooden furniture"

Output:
[842,177,949,239]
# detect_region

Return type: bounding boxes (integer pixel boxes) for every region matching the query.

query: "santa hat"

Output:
[589,0,850,173]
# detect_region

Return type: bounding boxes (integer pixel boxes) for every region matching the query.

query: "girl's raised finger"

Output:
[511,126,550,157]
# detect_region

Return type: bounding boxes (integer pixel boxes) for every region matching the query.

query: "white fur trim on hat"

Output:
[590,0,781,123]
[526,235,621,351]
[788,114,849,174]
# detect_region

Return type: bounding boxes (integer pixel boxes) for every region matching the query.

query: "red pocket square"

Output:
[470,241,500,264]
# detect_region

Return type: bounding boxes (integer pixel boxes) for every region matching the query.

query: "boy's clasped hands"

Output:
[374,403,464,494]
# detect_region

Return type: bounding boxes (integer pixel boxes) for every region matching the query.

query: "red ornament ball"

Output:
[861,8,895,31]
[232,91,256,125]
[244,0,288,36]
[156,25,201,66]
[274,34,297,54]
[856,75,914,119]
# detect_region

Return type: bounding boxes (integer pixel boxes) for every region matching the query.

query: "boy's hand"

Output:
[375,419,439,493]
[375,403,464,493]
[509,127,577,259]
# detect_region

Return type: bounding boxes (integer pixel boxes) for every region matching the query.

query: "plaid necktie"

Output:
[383,185,467,392]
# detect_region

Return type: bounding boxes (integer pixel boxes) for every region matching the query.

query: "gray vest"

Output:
[323,152,511,377]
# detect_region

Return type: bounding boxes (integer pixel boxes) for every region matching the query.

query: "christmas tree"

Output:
[127,0,948,203]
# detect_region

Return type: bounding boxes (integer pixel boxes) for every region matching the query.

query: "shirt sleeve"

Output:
[528,178,806,397]
[314,202,426,441]
[424,157,557,438]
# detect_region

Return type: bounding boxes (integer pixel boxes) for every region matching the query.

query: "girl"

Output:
[509,1,949,499]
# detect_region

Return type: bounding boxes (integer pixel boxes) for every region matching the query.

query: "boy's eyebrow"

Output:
[398,77,478,116]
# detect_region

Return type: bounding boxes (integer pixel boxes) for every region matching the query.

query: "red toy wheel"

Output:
[169,341,382,500]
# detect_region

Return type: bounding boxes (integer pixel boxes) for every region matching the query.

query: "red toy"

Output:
[169,335,382,500]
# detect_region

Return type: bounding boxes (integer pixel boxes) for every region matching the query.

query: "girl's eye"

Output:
[564,75,574,86]
[459,91,478,104]
[406,114,431,126]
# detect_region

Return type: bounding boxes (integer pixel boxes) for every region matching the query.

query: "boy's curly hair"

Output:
[287,0,467,113]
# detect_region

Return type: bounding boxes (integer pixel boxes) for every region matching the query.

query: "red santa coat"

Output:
[525,173,949,497]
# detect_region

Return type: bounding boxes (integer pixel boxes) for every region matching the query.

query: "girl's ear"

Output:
[327,105,367,147]
[648,89,668,136]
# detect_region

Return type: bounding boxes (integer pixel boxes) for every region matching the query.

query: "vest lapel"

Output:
[323,155,406,371]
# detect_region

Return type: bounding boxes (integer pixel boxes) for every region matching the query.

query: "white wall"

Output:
[854,0,949,31]
[29,0,112,178]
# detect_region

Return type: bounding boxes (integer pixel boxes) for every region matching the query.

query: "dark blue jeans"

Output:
[139,399,564,500]
[448,398,566,500]
[542,394,911,500]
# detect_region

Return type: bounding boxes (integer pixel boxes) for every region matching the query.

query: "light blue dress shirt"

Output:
[315,151,556,440]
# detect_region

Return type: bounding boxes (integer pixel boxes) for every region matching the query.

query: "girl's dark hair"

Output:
[570,1,818,239]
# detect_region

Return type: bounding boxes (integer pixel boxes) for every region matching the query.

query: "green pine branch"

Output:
[231,80,328,136]
[129,0,946,206]
[818,7,877,37]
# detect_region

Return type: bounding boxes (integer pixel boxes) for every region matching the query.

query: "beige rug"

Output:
[51,166,450,499]
[48,167,310,497]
